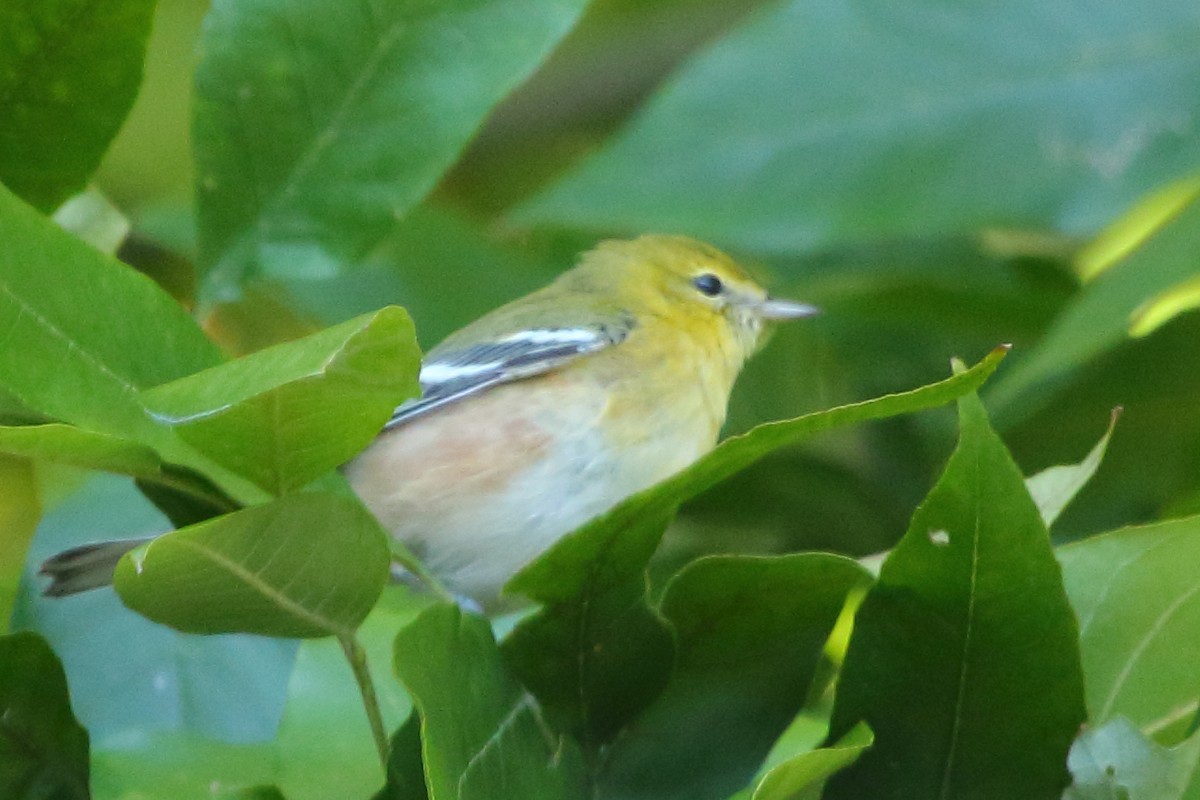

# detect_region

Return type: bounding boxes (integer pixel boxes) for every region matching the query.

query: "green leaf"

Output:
[0,0,156,210]
[393,604,586,800]
[508,345,1007,603]
[1059,515,1200,737]
[1026,407,1120,527]
[749,723,873,800]
[501,348,1006,755]
[141,307,420,494]
[990,196,1200,424]
[0,422,162,476]
[0,422,239,524]
[825,393,1086,799]
[597,554,870,800]
[373,713,429,800]
[193,0,590,298]
[1064,718,1200,800]
[0,183,221,441]
[515,0,1200,252]
[114,491,389,638]
[16,475,299,744]
[0,631,89,800]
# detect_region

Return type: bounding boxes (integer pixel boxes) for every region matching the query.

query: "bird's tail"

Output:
[39,537,155,597]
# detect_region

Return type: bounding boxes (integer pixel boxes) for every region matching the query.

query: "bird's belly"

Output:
[344,376,714,606]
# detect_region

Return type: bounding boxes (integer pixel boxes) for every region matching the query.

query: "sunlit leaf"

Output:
[114,492,389,638]
[0,184,220,442]
[825,393,1086,799]
[749,723,873,800]
[142,307,420,494]
[0,631,90,800]
[0,0,156,210]
[194,0,589,299]
[1129,274,1200,338]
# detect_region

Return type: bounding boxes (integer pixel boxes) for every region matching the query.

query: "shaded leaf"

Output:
[1064,718,1200,800]
[393,604,586,800]
[516,0,1200,252]
[0,0,156,210]
[142,307,420,494]
[1026,407,1120,527]
[750,723,873,800]
[825,393,1086,799]
[597,554,870,800]
[194,0,590,298]
[114,491,389,638]
[0,631,89,800]
[1059,516,1200,736]
[373,713,428,800]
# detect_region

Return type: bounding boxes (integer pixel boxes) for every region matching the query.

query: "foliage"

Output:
[2,0,1200,798]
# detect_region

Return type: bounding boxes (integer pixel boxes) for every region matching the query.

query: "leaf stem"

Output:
[339,632,390,772]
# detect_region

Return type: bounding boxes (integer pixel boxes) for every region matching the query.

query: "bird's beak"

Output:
[756,297,820,320]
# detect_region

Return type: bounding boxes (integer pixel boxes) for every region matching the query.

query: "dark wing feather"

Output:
[384,324,628,430]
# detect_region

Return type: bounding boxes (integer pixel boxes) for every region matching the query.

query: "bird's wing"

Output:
[384,321,631,430]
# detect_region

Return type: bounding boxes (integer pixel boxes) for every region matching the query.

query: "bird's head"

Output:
[579,234,819,358]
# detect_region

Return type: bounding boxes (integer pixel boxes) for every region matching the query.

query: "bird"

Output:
[40,235,818,609]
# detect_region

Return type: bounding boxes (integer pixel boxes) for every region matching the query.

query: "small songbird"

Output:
[343,234,817,607]
[40,235,817,608]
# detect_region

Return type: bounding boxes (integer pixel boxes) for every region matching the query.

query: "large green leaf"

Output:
[193,0,590,298]
[1059,516,1200,737]
[0,631,89,800]
[1064,717,1200,800]
[990,195,1200,424]
[0,0,157,210]
[825,393,1086,799]
[501,348,1005,758]
[0,184,220,441]
[393,604,586,800]
[114,492,389,638]
[141,307,420,494]
[597,554,869,800]
[515,0,1200,252]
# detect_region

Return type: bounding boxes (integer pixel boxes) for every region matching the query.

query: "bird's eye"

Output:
[692,273,724,297]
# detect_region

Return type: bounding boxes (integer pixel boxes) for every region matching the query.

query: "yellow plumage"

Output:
[346,234,817,607]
